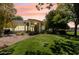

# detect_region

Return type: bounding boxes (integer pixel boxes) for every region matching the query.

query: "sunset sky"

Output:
[14,3,57,21]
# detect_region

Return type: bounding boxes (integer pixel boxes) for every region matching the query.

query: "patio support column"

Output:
[39,22,41,33]
[29,21,31,31]
[24,24,26,32]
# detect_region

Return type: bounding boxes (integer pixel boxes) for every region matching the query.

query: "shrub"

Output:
[50,40,79,55]
[25,49,52,55]
[16,32,25,35]
[0,48,14,55]
[28,31,39,35]
[57,30,66,35]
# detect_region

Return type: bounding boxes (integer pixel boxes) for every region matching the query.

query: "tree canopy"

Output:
[0,3,16,35]
[13,16,23,20]
[45,4,77,34]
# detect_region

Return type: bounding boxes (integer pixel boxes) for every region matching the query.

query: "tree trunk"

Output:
[0,18,4,37]
[0,27,4,37]
[74,21,77,37]
[52,28,56,34]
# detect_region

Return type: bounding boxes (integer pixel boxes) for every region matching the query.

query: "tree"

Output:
[57,4,79,37]
[36,3,79,36]
[45,10,69,34]
[44,4,73,34]
[36,3,55,10]
[61,3,79,37]
[13,16,23,20]
[73,4,79,37]
[0,3,16,36]
[36,3,70,33]
[45,10,55,30]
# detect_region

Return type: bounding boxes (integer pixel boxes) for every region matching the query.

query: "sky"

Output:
[14,3,57,21]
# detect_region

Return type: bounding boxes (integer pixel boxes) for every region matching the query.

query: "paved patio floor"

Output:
[0,34,31,48]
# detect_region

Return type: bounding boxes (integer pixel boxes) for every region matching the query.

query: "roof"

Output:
[13,19,44,26]
[25,19,43,23]
[13,20,24,25]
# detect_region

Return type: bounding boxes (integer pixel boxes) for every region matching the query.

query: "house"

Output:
[24,19,45,33]
[11,19,45,33]
[13,20,26,32]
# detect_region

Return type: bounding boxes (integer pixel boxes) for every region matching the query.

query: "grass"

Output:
[67,31,79,35]
[0,34,79,55]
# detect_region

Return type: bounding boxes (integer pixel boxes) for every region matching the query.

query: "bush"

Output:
[28,31,39,35]
[25,50,52,55]
[57,30,66,35]
[40,30,45,34]
[46,29,53,34]
[16,32,25,35]
[50,40,79,55]
[0,48,14,55]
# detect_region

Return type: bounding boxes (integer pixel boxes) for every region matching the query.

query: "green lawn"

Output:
[67,31,79,35]
[0,34,79,55]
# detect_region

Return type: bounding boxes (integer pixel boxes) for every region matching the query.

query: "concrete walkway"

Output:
[0,34,30,48]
